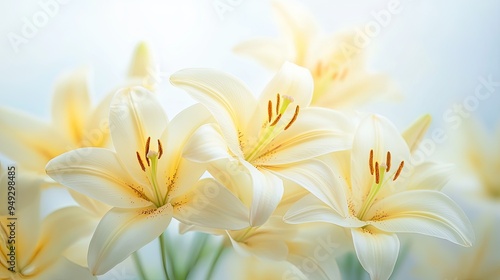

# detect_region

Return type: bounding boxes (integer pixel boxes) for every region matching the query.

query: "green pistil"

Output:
[357,167,386,220]
[245,95,294,162]
[147,151,164,207]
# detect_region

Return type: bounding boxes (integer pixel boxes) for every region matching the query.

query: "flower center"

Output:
[136,136,165,207]
[357,149,404,220]
[245,93,300,162]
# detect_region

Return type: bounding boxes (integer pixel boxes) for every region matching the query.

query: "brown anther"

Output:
[331,72,338,80]
[276,93,281,115]
[157,139,163,159]
[375,161,380,184]
[386,151,392,172]
[270,113,283,126]
[316,62,322,76]
[393,161,404,181]
[136,151,146,171]
[145,137,151,166]
[284,106,300,130]
[267,100,273,123]
[339,68,348,80]
[369,149,374,175]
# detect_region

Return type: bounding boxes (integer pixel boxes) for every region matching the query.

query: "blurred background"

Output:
[1,0,499,279]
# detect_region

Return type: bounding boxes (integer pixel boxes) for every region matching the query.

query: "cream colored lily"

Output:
[0,164,95,280]
[234,0,396,108]
[0,42,157,180]
[284,114,474,280]
[460,118,500,198]
[170,62,353,227]
[46,87,248,275]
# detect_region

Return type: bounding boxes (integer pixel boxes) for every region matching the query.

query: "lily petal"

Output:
[351,227,400,280]
[233,38,290,70]
[182,123,232,163]
[402,114,432,153]
[25,207,96,277]
[82,91,114,148]
[405,162,452,191]
[272,0,319,65]
[38,258,96,280]
[257,107,353,165]
[109,86,167,185]
[0,106,69,173]
[242,161,283,227]
[368,190,474,247]
[228,230,289,261]
[88,205,173,275]
[351,114,411,205]
[51,68,91,144]
[284,194,364,228]
[163,103,213,161]
[174,178,249,230]
[46,148,152,208]
[170,68,257,157]
[258,61,313,108]
[269,159,348,216]
[128,42,156,80]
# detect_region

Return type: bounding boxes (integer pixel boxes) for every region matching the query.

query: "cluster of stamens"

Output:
[135,136,165,207]
[357,149,405,220]
[136,137,163,172]
[245,93,300,162]
[267,93,299,130]
[369,149,404,184]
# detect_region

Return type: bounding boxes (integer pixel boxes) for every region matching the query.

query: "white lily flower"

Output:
[0,42,157,180]
[46,87,247,275]
[0,164,95,280]
[234,0,397,108]
[170,62,353,227]
[285,114,474,280]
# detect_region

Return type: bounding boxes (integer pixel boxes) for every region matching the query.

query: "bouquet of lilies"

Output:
[5,1,499,279]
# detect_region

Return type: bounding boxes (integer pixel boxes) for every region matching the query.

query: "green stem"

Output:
[159,232,171,280]
[184,233,209,279]
[206,241,225,280]
[132,251,147,280]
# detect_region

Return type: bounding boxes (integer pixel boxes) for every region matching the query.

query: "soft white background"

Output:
[1,0,499,279]
[1,0,499,128]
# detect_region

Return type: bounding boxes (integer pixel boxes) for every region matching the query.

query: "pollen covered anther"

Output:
[136,151,146,171]
[369,149,374,175]
[157,139,163,159]
[386,151,392,172]
[284,106,300,130]
[393,161,404,181]
[145,137,151,166]
[276,93,280,115]
[270,113,283,126]
[375,162,380,184]
[268,100,272,123]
